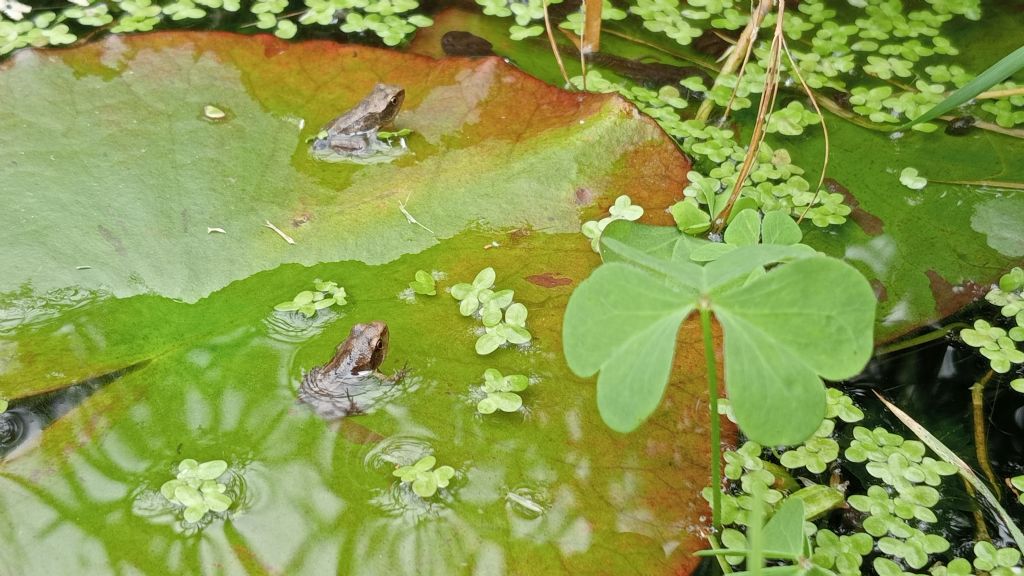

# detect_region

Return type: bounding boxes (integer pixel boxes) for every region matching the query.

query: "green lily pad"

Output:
[0,32,687,304]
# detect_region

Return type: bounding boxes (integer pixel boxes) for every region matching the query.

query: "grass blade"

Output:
[874,391,1024,555]
[901,44,1024,129]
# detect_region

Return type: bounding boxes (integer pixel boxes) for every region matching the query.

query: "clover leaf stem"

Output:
[700,304,723,530]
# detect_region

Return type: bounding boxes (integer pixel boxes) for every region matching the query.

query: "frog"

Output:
[311,83,405,159]
[299,321,404,421]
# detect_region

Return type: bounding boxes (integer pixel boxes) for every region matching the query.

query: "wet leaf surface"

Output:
[0,32,717,575]
[0,31,687,302]
[415,8,1024,342]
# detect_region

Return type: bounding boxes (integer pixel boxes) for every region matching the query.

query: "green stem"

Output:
[700,304,723,530]
[972,370,1002,500]
[875,322,969,356]
[705,533,735,574]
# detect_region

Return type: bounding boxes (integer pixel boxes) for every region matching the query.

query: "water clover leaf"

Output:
[161,458,233,523]
[1012,475,1024,504]
[392,455,455,498]
[669,199,711,235]
[581,195,645,252]
[0,397,7,413]
[477,392,523,414]
[451,267,496,316]
[409,270,436,295]
[899,167,928,190]
[564,225,875,445]
[973,541,1023,573]
[275,280,347,317]
[477,368,528,414]
[476,302,531,355]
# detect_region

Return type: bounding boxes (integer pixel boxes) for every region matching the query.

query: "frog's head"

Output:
[364,83,405,128]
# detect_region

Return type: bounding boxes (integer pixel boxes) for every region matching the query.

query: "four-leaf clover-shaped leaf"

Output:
[564,221,875,445]
[160,459,233,523]
[476,302,532,355]
[275,279,348,317]
[477,368,529,414]
[451,267,496,316]
[392,455,456,498]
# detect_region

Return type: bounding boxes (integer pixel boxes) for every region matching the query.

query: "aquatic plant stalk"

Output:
[541,0,570,87]
[700,305,723,529]
[876,323,969,356]
[781,38,831,226]
[714,0,784,231]
[694,0,771,123]
[582,0,602,54]
[971,370,1002,498]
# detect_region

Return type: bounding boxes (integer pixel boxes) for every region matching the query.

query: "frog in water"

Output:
[299,321,403,420]
[311,83,405,160]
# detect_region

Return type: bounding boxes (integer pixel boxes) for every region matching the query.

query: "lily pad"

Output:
[0,31,688,303]
[0,31,712,572]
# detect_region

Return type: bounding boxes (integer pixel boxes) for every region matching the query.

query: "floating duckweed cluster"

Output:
[701,389,1024,575]
[274,279,348,317]
[961,267,1024,377]
[0,0,433,53]
[580,194,644,252]
[392,455,454,498]
[474,0,627,40]
[160,459,234,523]
[450,267,532,355]
[476,368,528,414]
[569,69,848,230]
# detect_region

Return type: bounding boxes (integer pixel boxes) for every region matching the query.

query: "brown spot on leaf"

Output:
[526,273,573,288]
[97,225,126,257]
[926,270,990,318]
[870,279,888,302]
[575,187,595,206]
[825,178,884,236]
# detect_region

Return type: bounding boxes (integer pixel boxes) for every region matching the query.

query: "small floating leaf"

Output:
[475,332,504,355]
[204,491,233,513]
[409,270,436,295]
[195,460,228,480]
[899,167,928,190]
[412,474,438,498]
[477,391,523,414]
[174,485,205,508]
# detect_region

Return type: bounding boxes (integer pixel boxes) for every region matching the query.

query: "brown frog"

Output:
[299,321,400,421]
[311,83,405,158]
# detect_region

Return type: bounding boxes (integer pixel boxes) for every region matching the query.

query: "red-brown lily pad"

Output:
[0,32,688,303]
[0,31,719,576]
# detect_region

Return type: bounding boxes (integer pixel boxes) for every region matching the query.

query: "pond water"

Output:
[1,2,1023,575]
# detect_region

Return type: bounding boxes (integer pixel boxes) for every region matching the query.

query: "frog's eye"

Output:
[389,96,401,106]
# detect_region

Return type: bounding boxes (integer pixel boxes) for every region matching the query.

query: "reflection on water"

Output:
[0,233,710,575]
[0,362,147,460]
